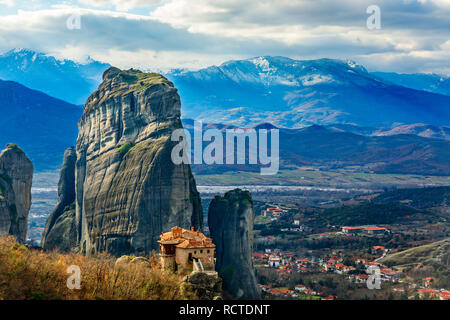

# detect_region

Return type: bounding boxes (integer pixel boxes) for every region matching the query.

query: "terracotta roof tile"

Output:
[158,226,216,249]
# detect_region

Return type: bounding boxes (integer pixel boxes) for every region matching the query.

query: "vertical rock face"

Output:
[73,67,202,256]
[41,147,76,251]
[208,189,261,299]
[0,144,33,243]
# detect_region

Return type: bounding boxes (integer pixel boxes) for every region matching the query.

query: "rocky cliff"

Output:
[208,189,261,299]
[41,147,77,251]
[45,67,203,256]
[0,144,33,243]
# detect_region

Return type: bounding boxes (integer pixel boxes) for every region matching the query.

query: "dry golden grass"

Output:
[0,236,197,300]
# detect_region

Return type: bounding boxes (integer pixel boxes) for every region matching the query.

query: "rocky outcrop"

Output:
[0,144,33,243]
[41,147,76,251]
[115,255,151,269]
[208,189,261,299]
[44,67,202,256]
[183,272,222,300]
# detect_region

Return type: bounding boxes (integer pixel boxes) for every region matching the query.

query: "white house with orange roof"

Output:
[295,284,307,292]
[269,255,281,268]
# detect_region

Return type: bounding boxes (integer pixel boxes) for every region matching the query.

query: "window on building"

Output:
[207,250,210,253]
[200,250,203,253]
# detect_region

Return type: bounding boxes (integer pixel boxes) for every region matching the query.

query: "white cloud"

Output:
[148,0,450,73]
[52,44,238,71]
[78,0,161,11]
[0,1,448,74]
[0,7,246,70]
[150,0,450,39]
[357,41,450,74]
[0,0,15,7]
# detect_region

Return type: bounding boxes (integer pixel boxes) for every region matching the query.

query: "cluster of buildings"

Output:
[259,284,335,300]
[417,288,450,300]
[315,248,405,284]
[390,285,450,300]
[410,277,450,300]
[253,249,319,275]
[251,202,448,300]
[348,267,403,283]
[320,254,353,273]
[252,243,449,300]
[349,262,450,299]
[261,206,287,219]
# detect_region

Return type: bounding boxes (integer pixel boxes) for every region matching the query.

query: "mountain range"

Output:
[325,123,450,141]
[1,50,449,128]
[0,49,109,105]
[372,72,450,96]
[183,120,450,176]
[0,49,449,174]
[167,56,450,128]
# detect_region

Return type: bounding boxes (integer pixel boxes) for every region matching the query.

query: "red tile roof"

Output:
[418,288,435,293]
[158,226,215,249]
[364,227,387,231]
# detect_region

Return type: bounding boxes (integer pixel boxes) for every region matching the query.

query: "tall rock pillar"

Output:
[0,143,33,243]
[208,189,261,299]
[41,146,77,251]
[42,67,202,256]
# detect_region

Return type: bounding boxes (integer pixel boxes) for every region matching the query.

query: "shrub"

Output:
[117,142,135,155]
[0,236,197,300]
[6,143,22,152]
[118,72,138,84]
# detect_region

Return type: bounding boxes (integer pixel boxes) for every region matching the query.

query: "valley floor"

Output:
[27,169,450,245]
[194,167,450,188]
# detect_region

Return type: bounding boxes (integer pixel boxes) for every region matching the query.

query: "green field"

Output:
[194,167,450,188]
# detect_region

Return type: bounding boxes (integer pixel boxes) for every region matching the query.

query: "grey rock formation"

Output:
[183,272,222,300]
[41,147,77,251]
[208,189,261,299]
[44,67,202,256]
[0,144,33,243]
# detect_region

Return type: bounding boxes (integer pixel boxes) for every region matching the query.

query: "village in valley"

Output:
[249,202,450,300]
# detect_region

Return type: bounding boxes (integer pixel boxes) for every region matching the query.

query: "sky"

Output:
[0,0,449,74]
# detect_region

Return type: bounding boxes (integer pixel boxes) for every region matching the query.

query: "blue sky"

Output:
[0,0,449,74]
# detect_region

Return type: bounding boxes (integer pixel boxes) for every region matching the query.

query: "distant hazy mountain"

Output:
[371,72,450,96]
[0,49,109,105]
[182,120,450,176]
[325,123,450,140]
[277,125,450,176]
[371,123,450,140]
[168,56,450,128]
[0,80,82,170]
